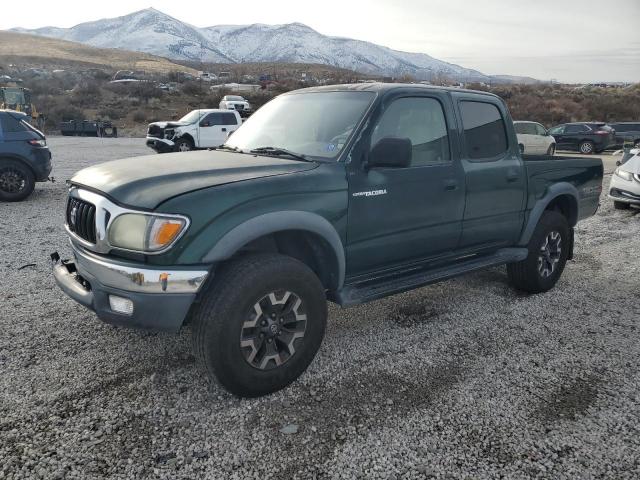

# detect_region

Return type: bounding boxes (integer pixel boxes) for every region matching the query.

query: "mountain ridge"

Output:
[11,8,538,83]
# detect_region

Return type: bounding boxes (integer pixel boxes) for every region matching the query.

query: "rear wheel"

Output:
[175,137,193,152]
[579,141,594,154]
[193,253,327,397]
[614,201,630,210]
[0,159,35,202]
[508,211,570,294]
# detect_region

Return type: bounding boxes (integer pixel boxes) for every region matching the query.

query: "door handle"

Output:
[506,173,519,182]
[443,179,458,191]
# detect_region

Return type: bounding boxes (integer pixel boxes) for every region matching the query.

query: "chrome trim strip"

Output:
[66,187,190,255]
[72,243,208,294]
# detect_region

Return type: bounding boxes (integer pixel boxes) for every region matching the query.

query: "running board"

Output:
[332,248,528,306]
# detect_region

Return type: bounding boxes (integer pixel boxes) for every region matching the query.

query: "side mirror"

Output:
[368,137,412,169]
[200,121,210,127]
[616,160,621,166]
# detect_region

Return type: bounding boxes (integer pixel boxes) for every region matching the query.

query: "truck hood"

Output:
[148,121,191,129]
[70,150,318,209]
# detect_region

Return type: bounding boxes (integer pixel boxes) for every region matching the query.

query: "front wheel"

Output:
[0,159,35,202]
[175,137,193,152]
[507,211,570,294]
[192,253,327,397]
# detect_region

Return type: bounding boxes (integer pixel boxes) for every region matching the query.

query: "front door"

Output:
[346,92,465,278]
[452,95,526,250]
[198,112,226,148]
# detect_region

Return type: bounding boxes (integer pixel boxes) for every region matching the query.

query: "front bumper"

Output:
[52,244,209,332]
[609,174,640,204]
[146,136,175,153]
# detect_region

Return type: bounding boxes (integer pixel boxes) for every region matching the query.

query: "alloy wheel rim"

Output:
[179,143,190,152]
[0,168,26,194]
[538,231,562,278]
[580,143,593,153]
[240,290,307,370]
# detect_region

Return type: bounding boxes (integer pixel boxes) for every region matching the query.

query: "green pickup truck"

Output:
[53,84,603,397]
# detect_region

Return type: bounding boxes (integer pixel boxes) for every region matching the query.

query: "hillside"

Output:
[11,8,535,83]
[0,31,197,74]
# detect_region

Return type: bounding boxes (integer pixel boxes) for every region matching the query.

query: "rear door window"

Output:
[565,124,589,134]
[222,112,238,125]
[460,101,508,159]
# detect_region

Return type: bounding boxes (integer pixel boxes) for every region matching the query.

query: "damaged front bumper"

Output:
[145,136,175,153]
[51,244,209,332]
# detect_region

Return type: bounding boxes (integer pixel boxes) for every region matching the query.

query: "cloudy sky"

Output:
[2,0,638,82]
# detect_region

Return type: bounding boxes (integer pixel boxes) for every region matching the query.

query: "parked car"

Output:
[52,84,603,397]
[607,122,640,149]
[146,109,242,153]
[219,95,252,117]
[609,147,640,209]
[0,109,51,201]
[547,122,615,154]
[513,121,556,155]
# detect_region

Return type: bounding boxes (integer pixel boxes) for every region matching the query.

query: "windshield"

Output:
[2,89,26,105]
[226,96,244,101]
[179,110,204,124]
[225,91,375,161]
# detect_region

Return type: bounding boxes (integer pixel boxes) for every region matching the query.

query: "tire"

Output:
[0,159,35,202]
[507,211,570,294]
[579,141,594,154]
[614,201,630,210]
[175,137,193,152]
[192,253,327,397]
[547,144,555,156]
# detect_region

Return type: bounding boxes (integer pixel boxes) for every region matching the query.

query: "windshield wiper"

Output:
[217,144,243,153]
[249,146,311,162]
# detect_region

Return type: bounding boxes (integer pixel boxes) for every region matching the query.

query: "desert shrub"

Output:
[181,81,205,96]
[97,106,124,120]
[45,104,85,128]
[132,110,147,123]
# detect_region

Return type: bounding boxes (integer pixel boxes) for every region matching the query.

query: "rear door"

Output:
[452,93,526,250]
[346,90,465,276]
[564,124,590,150]
[198,112,226,147]
[221,111,240,138]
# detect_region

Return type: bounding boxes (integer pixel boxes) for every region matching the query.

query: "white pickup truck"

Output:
[146,109,242,153]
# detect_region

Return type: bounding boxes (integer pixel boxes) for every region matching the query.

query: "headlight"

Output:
[615,167,633,181]
[108,213,188,252]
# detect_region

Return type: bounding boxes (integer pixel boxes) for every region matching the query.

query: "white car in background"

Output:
[609,148,640,209]
[514,121,556,156]
[219,95,252,117]
[146,109,242,153]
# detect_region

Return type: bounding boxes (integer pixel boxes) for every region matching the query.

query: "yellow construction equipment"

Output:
[0,86,44,129]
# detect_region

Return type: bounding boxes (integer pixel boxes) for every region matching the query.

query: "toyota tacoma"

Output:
[52,84,603,397]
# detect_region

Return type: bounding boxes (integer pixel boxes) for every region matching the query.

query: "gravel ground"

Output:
[1,138,638,479]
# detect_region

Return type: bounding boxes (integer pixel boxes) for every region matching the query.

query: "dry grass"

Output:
[0,31,198,75]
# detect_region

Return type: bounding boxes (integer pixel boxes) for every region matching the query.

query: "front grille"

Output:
[234,104,244,111]
[66,197,97,244]
[147,125,163,138]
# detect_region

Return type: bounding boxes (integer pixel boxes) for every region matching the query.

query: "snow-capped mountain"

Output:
[11,8,504,82]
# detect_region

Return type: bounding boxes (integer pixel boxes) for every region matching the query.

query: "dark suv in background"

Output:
[547,122,615,154]
[607,122,640,149]
[0,110,51,201]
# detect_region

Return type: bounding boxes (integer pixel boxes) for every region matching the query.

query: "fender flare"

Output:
[202,211,346,288]
[518,182,579,246]
[0,154,36,176]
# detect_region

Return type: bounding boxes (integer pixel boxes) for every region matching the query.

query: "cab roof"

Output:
[287,82,500,99]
